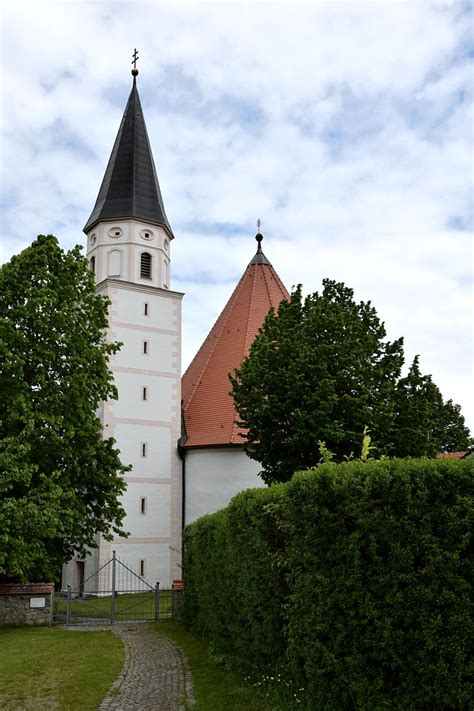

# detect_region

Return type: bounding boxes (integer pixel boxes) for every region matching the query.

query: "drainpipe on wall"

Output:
[177,441,187,572]
[178,440,186,535]
[178,401,188,569]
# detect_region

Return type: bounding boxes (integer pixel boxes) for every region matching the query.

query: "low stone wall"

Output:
[0,583,54,627]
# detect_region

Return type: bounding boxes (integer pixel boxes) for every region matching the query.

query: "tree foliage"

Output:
[230,280,470,484]
[0,235,128,581]
[391,355,471,458]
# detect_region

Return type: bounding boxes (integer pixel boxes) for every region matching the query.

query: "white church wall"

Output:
[86,221,171,288]
[61,540,105,593]
[120,482,171,537]
[111,542,171,589]
[184,447,265,525]
[107,248,122,277]
[114,423,172,478]
[112,371,174,422]
[79,275,183,588]
[114,287,177,330]
[113,327,175,372]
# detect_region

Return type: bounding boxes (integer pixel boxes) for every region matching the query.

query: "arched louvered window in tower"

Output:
[140,252,152,279]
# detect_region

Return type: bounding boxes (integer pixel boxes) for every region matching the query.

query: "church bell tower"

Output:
[81,60,183,588]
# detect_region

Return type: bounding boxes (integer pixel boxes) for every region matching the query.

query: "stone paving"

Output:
[66,624,195,710]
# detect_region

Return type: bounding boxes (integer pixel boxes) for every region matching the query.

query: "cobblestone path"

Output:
[68,624,195,710]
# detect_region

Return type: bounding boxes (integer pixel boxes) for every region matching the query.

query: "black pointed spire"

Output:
[249,221,271,266]
[84,75,174,237]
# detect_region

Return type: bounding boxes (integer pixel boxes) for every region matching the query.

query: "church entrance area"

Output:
[54,552,178,625]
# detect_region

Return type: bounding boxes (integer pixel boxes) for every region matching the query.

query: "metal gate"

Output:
[54,551,175,625]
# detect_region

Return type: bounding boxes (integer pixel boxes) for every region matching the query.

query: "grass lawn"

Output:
[0,626,123,710]
[155,621,280,710]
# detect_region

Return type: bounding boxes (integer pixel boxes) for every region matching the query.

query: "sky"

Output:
[1,0,473,433]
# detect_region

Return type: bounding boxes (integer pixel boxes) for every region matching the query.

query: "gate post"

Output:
[111,550,116,624]
[66,584,72,625]
[154,582,160,622]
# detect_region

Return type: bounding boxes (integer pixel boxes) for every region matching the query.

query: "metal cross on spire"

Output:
[131,48,139,76]
[255,218,263,251]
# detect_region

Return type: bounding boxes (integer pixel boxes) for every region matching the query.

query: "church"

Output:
[63,67,288,591]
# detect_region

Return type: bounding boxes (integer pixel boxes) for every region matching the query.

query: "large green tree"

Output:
[230,281,470,484]
[0,235,128,581]
[390,355,471,457]
[230,281,404,484]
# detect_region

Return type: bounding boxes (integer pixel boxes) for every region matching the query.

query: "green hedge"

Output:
[183,458,473,709]
[183,486,288,673]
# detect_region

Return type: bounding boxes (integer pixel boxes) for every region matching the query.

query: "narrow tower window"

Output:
[140,252,152,279]
[141,442,147,457]
[142,386,148,401]
[139,497,147,515]
[108,249,121,277]
[144,302,149,316]
[143,340,148,355]
[139,559,146,576]
[90,256,96,273]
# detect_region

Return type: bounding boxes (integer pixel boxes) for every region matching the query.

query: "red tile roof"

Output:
[435,451,470,460]
[182,246,289,448]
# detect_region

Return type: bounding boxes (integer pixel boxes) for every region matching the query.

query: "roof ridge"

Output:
[182,268,249,412]
[131,82,138,219]
[229,264,258,442]
[230,263,283,443]
[243,264,259,353]
[271,263,289,299]
[261,262,275,314]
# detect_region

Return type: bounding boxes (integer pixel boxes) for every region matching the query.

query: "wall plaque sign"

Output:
[30,597,46,608]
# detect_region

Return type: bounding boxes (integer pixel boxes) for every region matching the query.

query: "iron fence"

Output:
[54,551,178,625]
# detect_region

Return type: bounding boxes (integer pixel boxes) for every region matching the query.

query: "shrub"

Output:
[285,458,474,709]
[183,458,474,709]
[183,485,288,674]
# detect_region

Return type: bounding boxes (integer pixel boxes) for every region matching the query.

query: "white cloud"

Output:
[1,0,472,432]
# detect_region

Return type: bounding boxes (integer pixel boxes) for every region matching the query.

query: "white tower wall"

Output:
[87,220,171,289]
[63,217,182,592]
[97,277,182,588]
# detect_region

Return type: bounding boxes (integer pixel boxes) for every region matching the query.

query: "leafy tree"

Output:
[0,235,128,582]
[391,356,471,457]
[230,281,404,484]
[230,281,471,484]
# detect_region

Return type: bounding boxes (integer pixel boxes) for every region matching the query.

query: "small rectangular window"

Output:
[144,302,149,316]
[139,559,146,576]
[142,386,148,401]
[139,497,147,515]
[141,442,147,457]
[143,340,148,355]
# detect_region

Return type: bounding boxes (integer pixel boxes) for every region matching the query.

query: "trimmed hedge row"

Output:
[182,458,474,709]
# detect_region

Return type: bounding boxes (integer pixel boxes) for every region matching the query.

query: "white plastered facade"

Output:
[184,448,265,526]
[63,218,182,591]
